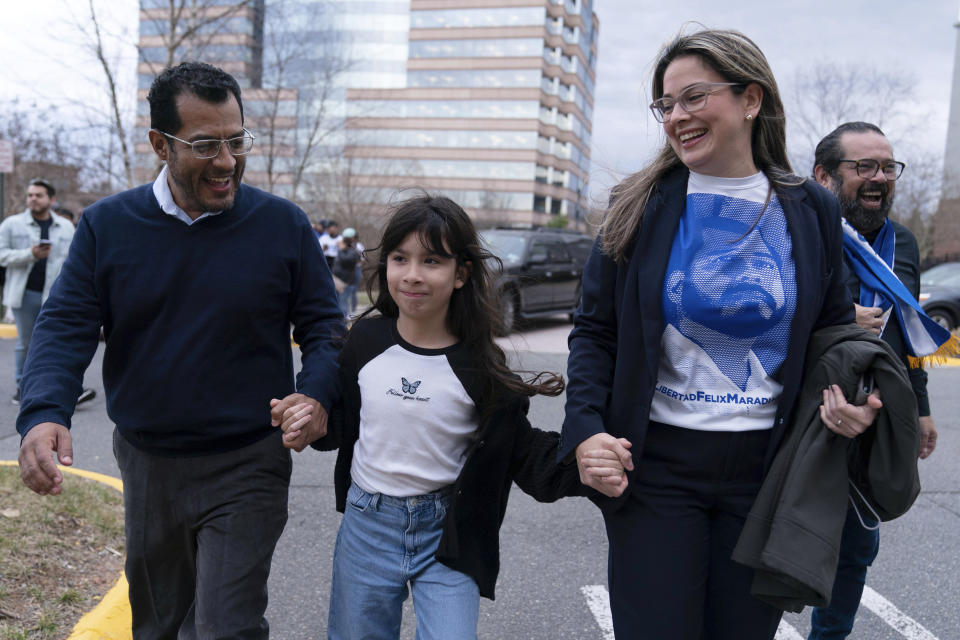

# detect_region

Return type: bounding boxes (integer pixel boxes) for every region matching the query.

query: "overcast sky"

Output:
[1,0,958,204]
[590,0,960,201]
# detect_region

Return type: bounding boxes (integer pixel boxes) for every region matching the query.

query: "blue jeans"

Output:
[350,264,362,312]
[809,503,880,639]
[337,265,362,317]
[337,287,355,318]
[328,482,479,640]
[12,289,43,387]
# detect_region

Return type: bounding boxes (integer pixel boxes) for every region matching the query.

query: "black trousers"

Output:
[114,429,292,640]
[603,422,782,640]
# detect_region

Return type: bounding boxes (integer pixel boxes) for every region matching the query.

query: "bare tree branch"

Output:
[892,151,942,262]
[87,0,135,189]
[0,100,92,215]
[787,61,925,173]
[248,0,354,201]
[786,61,943,262]
[136,0,255,77]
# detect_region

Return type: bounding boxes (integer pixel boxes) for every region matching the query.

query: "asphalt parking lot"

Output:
[2,317,958,639]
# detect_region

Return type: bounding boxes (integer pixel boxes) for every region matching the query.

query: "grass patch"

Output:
[0,466,124,638]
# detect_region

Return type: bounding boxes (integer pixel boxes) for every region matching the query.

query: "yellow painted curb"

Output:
[68,575,131,640]
[0,461,131,639]
[0,323,16,339]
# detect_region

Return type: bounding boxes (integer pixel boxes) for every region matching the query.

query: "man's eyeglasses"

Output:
[649,82,746,123]
[154,129,256,159]
[837,159,906,181]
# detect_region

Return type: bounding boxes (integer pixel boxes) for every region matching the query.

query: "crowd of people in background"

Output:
[7,20,955,640]
[314,219,365,318]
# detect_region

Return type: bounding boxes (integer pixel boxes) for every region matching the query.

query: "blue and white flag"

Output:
[842,219,960,367]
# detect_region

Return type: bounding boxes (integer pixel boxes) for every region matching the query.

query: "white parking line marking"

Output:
[581,585,615,640]
[581,586,805,640]
[775,620,804,640]
[582,584,940,639]
[860,586,939,640]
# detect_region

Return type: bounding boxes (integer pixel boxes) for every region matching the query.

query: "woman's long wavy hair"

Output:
[601,28,803,262]
[360,194,564,413]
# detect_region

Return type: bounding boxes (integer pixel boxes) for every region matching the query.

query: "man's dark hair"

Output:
[147,62,244,134]
[54,205,75,222]
[28,178,56,198]
[813,122,886,176]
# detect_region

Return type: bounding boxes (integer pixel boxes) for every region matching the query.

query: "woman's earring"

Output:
[745,114,754,121]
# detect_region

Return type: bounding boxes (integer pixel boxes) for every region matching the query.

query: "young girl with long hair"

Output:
[279,194,628,639]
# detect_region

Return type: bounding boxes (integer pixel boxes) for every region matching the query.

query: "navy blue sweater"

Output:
[16,183,344,456]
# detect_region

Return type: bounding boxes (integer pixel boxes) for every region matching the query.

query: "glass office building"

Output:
[344,0,598,226]
[134,0,288,185]
[134,0,599,226]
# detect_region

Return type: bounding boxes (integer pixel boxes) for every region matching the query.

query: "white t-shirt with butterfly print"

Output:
[348,318,479,497]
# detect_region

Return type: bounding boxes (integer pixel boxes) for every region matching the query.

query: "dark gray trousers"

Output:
[113,429,291,640]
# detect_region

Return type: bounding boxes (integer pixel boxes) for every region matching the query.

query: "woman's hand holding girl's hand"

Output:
[575,434,634,498]
[820,384,883,438]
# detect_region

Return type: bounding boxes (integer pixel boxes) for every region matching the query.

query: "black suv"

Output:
[480,227,594,335]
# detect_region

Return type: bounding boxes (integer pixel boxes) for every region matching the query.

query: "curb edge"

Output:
[0,461,131,639]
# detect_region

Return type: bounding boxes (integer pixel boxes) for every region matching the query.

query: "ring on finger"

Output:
[836,418,843,426]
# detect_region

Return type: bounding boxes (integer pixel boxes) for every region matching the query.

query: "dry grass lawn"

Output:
[0,466,124,639]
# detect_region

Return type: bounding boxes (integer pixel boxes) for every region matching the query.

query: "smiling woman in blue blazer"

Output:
[560,29,881,640]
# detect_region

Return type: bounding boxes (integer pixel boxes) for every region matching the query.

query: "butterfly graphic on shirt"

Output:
[401,377,422,394]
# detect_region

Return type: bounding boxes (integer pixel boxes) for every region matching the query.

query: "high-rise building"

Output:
[933,4,960,260]
[134,0,599,228]
[340,0,598,227]
[133,0,300,188]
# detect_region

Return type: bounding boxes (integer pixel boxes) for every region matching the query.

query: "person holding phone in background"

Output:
[0,178,93,406]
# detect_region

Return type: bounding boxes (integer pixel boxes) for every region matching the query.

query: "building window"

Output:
[411,7,546,28]
[410,38,543,58]
[347,100,540,119]
[408,69,541,88]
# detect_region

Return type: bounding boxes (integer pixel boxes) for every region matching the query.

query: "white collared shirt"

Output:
[152,165,225,226]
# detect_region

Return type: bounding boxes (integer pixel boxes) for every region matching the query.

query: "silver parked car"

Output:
[919,262,960,330]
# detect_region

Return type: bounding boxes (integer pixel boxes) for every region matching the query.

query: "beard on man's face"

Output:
[831,176,894,236]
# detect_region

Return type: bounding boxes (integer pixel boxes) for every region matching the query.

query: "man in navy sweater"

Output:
[15,62,344,638]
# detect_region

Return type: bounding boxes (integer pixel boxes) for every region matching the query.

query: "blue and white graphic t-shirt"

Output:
[649,171,797,432]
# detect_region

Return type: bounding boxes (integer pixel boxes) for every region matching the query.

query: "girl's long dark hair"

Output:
[360,194,565,410]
